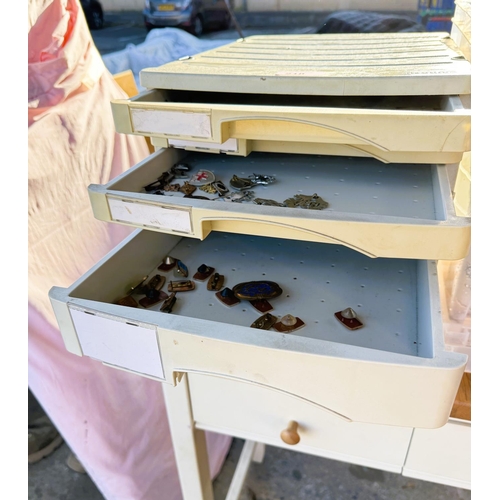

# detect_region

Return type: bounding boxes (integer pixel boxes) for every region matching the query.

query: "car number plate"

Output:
[158,4,175,11]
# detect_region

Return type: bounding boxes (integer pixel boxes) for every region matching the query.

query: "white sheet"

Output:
[28,2,231,498]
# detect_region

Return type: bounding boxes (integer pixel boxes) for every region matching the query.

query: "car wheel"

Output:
[192,15,204,37]
[89,6,104,30]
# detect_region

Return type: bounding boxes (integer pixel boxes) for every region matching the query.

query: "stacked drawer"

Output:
[49,32,471,437]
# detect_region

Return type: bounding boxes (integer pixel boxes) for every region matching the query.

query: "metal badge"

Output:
[249,299,274,313]
[219,190,255,203]
[207,272,224,291]
[171,162,191,179]
[167,280,195,292]
[193,264,215,281]
[145,274,166,292]
[190,170,216,186]
[230,173,277,191]
[199,183,218,194]
[253,198,285,207]
[232,281,283,301]
[273,314,306,333]
[180,182,196,196]
[229,175,256,191]
[158,256,177,272]
[176,260,189,278]
[248,173,276,185]
[143,171,174,192]
[164,183,181,192]
[160,293,177,313]
[216,287,241,307]
[283,193,328,210]
[213,180,229,196]
[335,307,364,330]
[251,313,278,330]
[138,274,168,308]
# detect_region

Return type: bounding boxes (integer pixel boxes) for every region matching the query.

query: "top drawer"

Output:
[112,33,471,164]
[111,91,470,164]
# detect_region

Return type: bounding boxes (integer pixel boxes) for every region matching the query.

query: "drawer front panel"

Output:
[130,108,212,138]
[107,198,193,234]
[189,373,412,472]
[69,307,165,379]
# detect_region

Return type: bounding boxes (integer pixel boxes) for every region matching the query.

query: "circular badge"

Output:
[189,170,216,186]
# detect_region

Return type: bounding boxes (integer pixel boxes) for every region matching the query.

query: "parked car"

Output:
[315,10,425,34]
[143,0,232,36]
[81,0,104,30]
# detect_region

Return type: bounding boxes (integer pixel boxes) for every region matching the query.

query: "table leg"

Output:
[162,374,215,500]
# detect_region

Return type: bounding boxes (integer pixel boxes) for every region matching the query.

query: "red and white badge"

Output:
[189,170,216,186]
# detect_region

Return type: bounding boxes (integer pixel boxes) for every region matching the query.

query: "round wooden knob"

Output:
[280,421,300,445]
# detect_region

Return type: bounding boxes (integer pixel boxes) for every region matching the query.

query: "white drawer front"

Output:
[108,198,192,234]
[131,108,212,138]
[188,373,412,473]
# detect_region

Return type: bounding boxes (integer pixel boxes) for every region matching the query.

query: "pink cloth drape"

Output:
[28,1,231,498]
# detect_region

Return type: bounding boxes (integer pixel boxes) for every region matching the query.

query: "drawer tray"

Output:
[89,149,471,260]
[111,89,470,164]
[49,230,467,428]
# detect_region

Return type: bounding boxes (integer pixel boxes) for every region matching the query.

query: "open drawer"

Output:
[111,33,471,163]
[111,90,470,164]
[88,149,471,260]
[49,229,467,429]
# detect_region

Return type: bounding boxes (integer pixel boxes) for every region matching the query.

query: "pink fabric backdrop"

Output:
[28,1,232,498]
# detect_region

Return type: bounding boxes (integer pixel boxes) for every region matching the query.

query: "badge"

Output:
[189,170,216,186]
[193,264,214,281]
[232,281,283,301]
[335,307,364,330]
[251,313,278,330]
[273,314,305,333]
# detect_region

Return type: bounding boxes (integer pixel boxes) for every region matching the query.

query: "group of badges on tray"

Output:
[116,255,364,331]
[143,162,328,210]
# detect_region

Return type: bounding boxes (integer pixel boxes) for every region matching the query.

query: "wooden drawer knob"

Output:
[280,421,300,445]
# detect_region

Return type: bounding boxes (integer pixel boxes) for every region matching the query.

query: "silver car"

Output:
[143,0,232,36]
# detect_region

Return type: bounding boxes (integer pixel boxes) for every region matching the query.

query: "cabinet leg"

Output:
[162,376,214,500]
[251,442,266,464]
[225,440,259,500]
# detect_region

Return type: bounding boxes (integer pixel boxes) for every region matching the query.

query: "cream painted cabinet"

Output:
[50,28,471,500]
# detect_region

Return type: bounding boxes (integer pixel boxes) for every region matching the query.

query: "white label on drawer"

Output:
[131,109,212,138]
[108,198,192,233]
[70,308,164,379]
[169,138,238,152]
